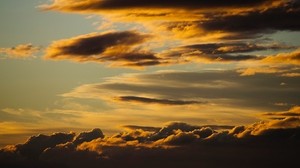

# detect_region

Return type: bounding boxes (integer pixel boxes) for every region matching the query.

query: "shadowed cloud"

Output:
[63,70,300,111]
[42,0,274,11]
[44,31,161,67]
[116,96,203,105]
[1,116,300,168]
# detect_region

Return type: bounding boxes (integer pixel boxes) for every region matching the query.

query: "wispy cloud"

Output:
[0,44,40,59]
[63,70,300,111]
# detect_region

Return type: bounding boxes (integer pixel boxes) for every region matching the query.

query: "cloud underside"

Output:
[44,31,162,67]
[43,0,274,10]
[44,30,300,67]
[63,70,300,111]
[1,116,300,168]
[43,0,300,38]
[115,96,202,105]
[40,0,300,68]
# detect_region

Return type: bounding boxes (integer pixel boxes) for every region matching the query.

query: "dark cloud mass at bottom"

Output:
[1,117,300,168]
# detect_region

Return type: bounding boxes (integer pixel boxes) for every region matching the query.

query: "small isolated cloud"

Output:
[44,31,162,67]
[0,43,40,59]
[1,116,300,168]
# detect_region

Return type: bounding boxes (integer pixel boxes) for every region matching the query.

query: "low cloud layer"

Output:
[1,116,299,168]
[0,44,40,59]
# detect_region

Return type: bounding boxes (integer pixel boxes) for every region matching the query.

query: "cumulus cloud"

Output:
[1,117,300,168]
[44,31,162,67]
[0,44,40,59]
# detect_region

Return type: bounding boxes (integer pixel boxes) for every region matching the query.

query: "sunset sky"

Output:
[1,0,300,167]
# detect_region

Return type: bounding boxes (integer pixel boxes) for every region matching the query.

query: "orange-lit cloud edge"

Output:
[1,107,300,167]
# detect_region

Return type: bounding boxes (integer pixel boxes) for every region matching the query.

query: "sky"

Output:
[0,0,300,167]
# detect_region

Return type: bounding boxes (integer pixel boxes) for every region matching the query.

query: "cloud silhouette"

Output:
[115,96,203,105]
[1,116,300,168]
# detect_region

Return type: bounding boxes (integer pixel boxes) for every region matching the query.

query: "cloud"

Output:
[157,0,300,39]
[199,1,300,38]
[41,0,300,41]
[262,106,300,119]
[63,70,300,111]
[1,117,300,168]
[159,42,294,63]
[44,31,162,67]
[73,128,104,145]
[0,44,40,59]
[14,132,75,159]
[262,49,300,65]
[42,0,274,11]
[115,96,203,105]
[45,30,297,67]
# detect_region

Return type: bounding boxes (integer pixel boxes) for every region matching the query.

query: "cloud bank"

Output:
[1,116,299,168]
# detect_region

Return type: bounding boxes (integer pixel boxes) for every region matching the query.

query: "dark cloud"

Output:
[14,132,75,159]
[1,118,300,168]
[44,31,162,67]
[183,42,293,55]
[159,41,295,63]
[43,0,274,11]
[116,96,203,105]
[73,128,104,145]
[200,0,300,38]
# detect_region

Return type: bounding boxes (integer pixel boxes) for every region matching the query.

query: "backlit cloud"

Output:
[63,70,300,111]
[44,31,161,67]
[1,116,299,168]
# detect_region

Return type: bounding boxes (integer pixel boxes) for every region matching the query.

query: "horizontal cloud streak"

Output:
[42,0,274,11]
[63,70,300,111]
[115,96,203,105]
